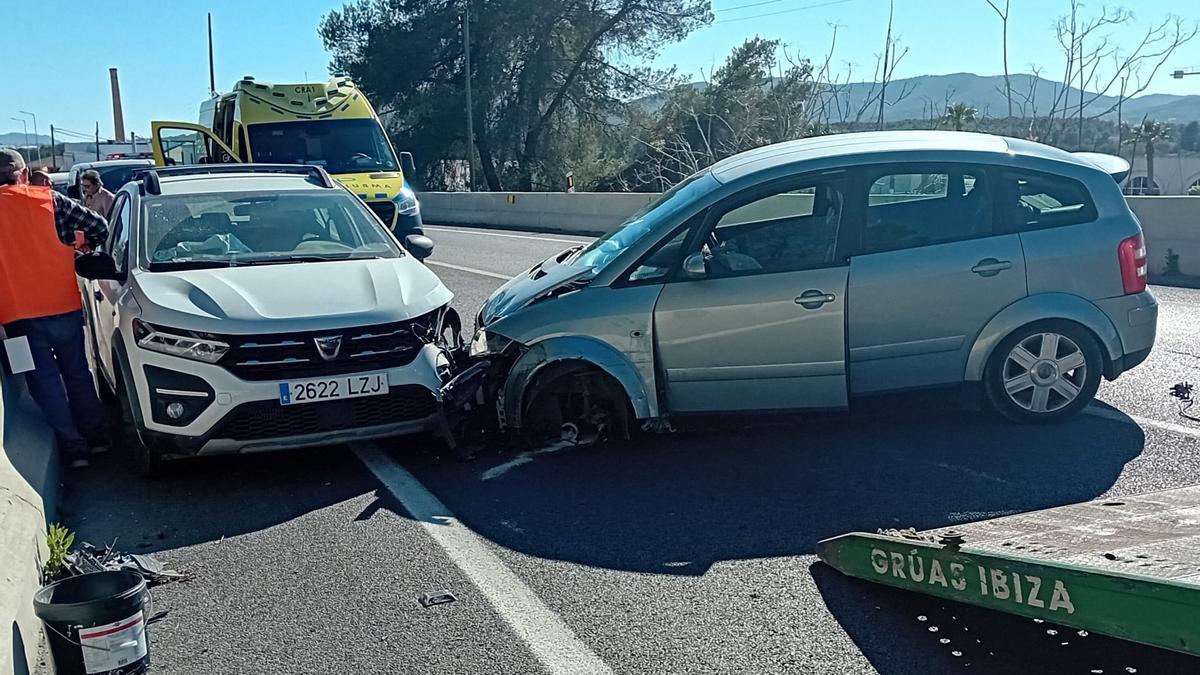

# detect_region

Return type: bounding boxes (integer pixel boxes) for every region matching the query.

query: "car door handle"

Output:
[796,289,836,309]
[971,258,1013,277]
[93,290,103,302]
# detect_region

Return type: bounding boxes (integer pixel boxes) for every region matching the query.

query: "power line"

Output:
[714,0,852,23]
[715,0,793,11]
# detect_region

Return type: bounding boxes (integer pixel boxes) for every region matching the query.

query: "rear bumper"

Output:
[1094,290,1158,379]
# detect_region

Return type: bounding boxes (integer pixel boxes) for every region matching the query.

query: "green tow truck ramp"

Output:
[817,485,1200,657]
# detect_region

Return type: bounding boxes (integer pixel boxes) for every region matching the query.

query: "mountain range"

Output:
[0,132,57,147]
[644,72,1200,124]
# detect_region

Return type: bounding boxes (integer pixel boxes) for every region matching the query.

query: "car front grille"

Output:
[215,385,438,441]
[220,317,433,381]
[367,201,397,227]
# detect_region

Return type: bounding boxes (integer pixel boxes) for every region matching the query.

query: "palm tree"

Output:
[941,103,978,132]
[1128,120,1171,195]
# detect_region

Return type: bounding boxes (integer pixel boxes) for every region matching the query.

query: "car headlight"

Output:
[132,319,229,363]
[469,329,512,358]
[393,185,420,216]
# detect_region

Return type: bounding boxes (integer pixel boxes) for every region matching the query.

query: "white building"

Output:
[1126,155,1200,195]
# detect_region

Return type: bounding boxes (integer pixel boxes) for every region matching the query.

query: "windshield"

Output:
[247,119,399,174]
[572,171,715,273]
[140,190,401,270]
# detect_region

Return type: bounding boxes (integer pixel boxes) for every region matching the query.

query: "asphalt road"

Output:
[61,224,1200,675]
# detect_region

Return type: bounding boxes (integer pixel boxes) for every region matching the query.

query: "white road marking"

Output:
[426,260,512,280]
[351,442,614,675]
[481,441,573,481]
[426,226,590,245]
[1084,405,1200,439]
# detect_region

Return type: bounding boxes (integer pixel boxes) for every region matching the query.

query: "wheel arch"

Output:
[110,332,148,428]
[964,293,1122,382]
[501,336,652,430]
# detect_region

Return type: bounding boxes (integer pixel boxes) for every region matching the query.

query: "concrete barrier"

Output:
[419,191,657,236]
[420,192,1200,279]
[1128,197,1200,278]
[0,364,57,675]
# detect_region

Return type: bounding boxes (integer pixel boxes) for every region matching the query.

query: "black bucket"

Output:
[32,570,151,675]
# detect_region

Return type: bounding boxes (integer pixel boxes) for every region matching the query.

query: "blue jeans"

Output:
[4,310,108,461]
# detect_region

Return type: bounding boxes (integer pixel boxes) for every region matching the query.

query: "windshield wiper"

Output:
[148,260,236,271]
[237,254,384,266]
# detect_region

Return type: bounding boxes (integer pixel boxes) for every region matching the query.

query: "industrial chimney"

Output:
[109,67,126,142]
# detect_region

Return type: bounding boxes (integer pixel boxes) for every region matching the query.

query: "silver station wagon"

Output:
[462,131,1158,446]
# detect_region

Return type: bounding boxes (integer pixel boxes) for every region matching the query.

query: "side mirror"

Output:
[399,151,418,184]
[75,252,123,281]
[682,251,707,279]
[404,234,434,261]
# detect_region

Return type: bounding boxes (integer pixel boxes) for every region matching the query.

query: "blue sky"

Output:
[6,0,1200,141]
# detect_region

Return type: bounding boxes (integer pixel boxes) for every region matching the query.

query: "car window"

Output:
[862,168,993,254]
[701,179,843,278]
[140,190,401,269]
[110,196,133,273]
[99,166,148,192]
[1001,170,1097,230]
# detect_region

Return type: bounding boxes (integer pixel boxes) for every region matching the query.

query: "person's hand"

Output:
[73,230,92,253]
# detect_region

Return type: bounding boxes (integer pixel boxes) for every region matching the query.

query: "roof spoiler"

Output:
[1073,152,1130,184]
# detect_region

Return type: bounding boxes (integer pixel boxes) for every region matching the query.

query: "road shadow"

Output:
[59,445,378,553]
[402,400,1146,576]
[810,563,1199,674]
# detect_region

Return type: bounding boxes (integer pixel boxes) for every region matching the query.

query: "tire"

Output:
[520,364,631,450]
[984,320,1104,424]
[114,369,165,477]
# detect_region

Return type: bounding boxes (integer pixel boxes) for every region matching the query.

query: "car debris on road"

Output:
[60,542,190,587]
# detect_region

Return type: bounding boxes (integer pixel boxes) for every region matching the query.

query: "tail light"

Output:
[1117,232,1147,295]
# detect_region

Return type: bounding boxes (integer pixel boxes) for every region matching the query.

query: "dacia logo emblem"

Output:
[314,335,343,361]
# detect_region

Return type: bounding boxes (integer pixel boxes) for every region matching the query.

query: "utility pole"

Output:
[208,13,217,96]
[463,1,475,191]
[95,122,101,161]
[49,125,56,170]
[19,111,40,164]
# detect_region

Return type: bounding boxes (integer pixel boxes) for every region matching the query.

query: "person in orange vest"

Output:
[1,149,110,469]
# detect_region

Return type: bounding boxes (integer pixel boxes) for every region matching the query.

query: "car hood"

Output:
[478,246,591,328]
[132,257,453,333]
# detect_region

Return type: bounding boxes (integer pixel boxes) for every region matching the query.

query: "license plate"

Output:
[279,373,389,406]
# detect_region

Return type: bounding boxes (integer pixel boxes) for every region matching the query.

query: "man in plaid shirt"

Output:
[1,149,110,469]
[52,182,109,250]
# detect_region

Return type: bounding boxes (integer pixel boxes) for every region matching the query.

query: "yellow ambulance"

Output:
[148,75,423,235]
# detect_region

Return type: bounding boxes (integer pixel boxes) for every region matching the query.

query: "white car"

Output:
[76,164,459,474]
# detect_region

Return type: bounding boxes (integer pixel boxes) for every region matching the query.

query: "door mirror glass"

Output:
[404,233,434,260]
[75,252,123,281]
[682,251,707,279]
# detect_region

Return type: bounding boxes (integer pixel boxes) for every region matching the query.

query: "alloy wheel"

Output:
[1001,332,1088,414]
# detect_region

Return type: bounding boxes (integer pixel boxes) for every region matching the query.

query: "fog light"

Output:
[166,402,186,420]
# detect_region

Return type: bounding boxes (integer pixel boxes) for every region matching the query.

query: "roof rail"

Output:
[135,164,337,188]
